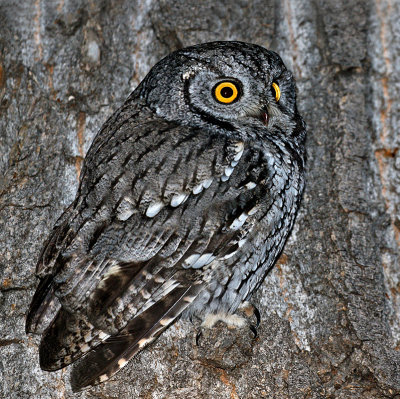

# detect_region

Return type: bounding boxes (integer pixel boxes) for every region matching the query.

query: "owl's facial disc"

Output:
[139,41,297,131]
[185,70,270,126]
[181,68,285,130]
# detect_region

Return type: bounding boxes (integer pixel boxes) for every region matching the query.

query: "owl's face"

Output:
[138,41,301,139]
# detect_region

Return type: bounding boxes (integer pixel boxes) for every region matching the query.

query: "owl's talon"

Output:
[196,330,203,346]
[249,324,258,338]
[239,302,261,328]
[253,305,261,328]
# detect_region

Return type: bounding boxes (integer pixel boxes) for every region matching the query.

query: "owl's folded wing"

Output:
[70,283,203,392]
[26,113,271,388]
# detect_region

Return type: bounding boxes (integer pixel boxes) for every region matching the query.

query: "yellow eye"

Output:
[272,82,281,101]
[213,81,239,104]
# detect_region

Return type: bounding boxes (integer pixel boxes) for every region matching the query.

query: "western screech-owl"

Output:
[26,41,306,391]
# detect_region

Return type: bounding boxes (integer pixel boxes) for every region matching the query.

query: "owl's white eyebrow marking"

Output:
[182,70,195,80]
[145,202,164,217]
[170,193,189,207]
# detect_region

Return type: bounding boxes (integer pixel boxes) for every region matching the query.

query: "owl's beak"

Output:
[262,111,269,126]
[246,106,269,126]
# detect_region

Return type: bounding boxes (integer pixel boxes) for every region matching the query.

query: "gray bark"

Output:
[1,0,399,398]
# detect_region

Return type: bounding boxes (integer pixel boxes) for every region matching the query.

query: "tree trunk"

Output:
[1,1,399,398]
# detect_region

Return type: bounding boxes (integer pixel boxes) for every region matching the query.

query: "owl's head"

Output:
[137,41,304,143]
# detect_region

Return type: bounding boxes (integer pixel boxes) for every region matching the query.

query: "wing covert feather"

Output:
[28,110,263,338]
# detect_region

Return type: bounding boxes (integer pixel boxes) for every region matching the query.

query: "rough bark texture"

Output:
[1,1,399,398]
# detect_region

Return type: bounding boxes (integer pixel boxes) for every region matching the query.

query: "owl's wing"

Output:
[70,283,203,391]
[27,108,270,390]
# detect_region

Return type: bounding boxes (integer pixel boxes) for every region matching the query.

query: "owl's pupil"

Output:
[221,87,234,98]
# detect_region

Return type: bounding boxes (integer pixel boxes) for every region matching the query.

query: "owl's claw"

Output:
[253,305,261,328]
[238,302,261,327]
[238,302,260,338]
[249,324,258,338]
[196,329,203,346]
[249,304,261,338]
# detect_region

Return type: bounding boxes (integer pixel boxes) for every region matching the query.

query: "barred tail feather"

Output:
[70,284,202,392]
[39,308,106,371]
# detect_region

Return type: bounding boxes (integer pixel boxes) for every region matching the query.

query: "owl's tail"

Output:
[25,275,61,334]
[70,283,202,392]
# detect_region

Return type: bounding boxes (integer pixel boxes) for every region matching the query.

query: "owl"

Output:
[26,41,306,391]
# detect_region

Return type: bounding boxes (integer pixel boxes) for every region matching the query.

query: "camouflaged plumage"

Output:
[26,41,306,391]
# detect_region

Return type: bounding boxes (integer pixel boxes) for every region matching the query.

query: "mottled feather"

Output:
[26,41,306,391]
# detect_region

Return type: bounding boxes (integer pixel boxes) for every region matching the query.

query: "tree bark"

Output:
[1,1,399,398]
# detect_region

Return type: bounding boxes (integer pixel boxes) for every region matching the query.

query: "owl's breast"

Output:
[183,137,305,318]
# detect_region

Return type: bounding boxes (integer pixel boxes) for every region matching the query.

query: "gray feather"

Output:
[26,41,306,391]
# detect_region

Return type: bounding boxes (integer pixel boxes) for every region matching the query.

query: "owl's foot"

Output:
[195,314,246,346]
[201,312,249,329]
[196,329,203,346]
[195,302,260,344]
[239,301,260,325]
[238,301,261,338]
